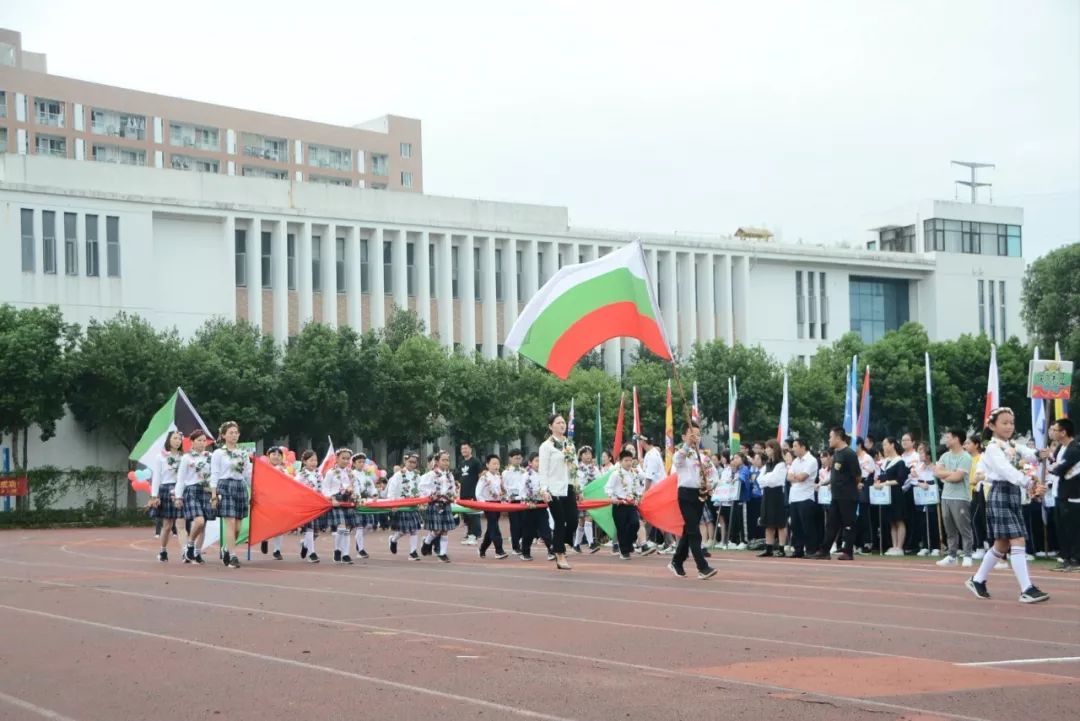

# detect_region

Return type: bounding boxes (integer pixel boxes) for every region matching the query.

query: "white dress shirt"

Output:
[175,451,211,498]
[673,444,717,489]
[982,439,1036,488]
[476,471,505,502]
[419,469,456,499]
[210,447,251,490]
[152,451,182,497]
[642,447,665,484]
[502,466,527,499]
[757,460,788,489]
[387,469,422,499]
[605,467,645,501]
[321,467,352,497]
[788,454,819,503]
[351,469,380,499]
[538,437,573,497]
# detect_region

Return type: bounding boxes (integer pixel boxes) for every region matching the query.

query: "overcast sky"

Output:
[5,0,1077,259]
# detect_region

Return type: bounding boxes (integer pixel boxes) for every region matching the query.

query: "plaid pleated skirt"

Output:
[425,502,456,532]
[325,500,355,530]
[215,478,249,519]
[391,509,422,534]
[150,485,183,519]
[182,484,216,521]
[987,481,1026,540]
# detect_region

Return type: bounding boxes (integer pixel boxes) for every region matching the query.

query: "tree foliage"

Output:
[1022,243,1080,399]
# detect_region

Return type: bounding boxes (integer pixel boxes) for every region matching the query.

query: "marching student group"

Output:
[145,406,1080,604]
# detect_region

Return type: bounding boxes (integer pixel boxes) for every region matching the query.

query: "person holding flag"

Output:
[296,450,323,563]
[667,421,718,580]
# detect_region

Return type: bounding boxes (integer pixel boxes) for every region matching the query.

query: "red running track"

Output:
[0,526,1077,721]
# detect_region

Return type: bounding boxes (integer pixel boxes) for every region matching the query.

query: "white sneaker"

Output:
[936,555,957,566]
[830,544,838,554]
[917,549,931,557]
[930,549,941,557]
[1035,551,1047,558]
[973,549,986,560]
[961,556,973,567]
[1025,554,1034,562]
[735,543,747,550]
[461,535,471,545]
[994,560,1009,570]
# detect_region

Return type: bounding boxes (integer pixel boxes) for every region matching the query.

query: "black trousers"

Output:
[545,493,577,553]
[824,498,857,556]
[521,507,552,557]
[612,504,640,556]
[509,511,523,551]
[790,499,820,555]
[479,511,504,554]
[970,492,988,550]
[463,507,482,539]
[1057,501,1080,563]
[673,487,710,572]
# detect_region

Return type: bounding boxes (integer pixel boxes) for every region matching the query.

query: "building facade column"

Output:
[416,231,431,333]
[522,238,539,298]
[698,252,715,344]
[369,227,385,330]
[223,214,237,319]
[246,217,262,330]
[481,236,498,358]
[320,226,337,330]
[346,226,362,330]
[391,229,407,312]
[662,249,679,352]
[437,233,453,348]
[459,235,476,354]
[270,219,288,343]
[541,240,558,287]
[740,255,751,344]
[721,253,734,346]
[677,250,695,355]
[501,237,518,358]
[297,221,314,328]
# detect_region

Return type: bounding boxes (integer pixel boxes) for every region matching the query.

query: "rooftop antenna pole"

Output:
[951,161,995,204]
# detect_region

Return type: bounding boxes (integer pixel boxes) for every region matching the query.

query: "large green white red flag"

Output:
[505,240,671,379]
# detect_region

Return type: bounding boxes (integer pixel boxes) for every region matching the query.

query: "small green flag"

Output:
[582,470,615,538]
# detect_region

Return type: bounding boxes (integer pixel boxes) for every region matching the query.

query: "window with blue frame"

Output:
[849,277,910,343]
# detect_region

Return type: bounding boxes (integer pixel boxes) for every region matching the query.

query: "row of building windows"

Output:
[0,91,414,177]
[795,271,829,341]
[977,278,1008,343]
[20,208,120,277]
[848,276,909,344]
[924,219,1022,257]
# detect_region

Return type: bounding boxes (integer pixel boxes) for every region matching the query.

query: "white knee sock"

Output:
[272,535,283,552]
[424,533,435,545]
[1009,546,1032,590]
[390,531,402,542]
[574,526,585,546]
[355,527,365,552]
[303,529,314,549]
[439,536,449,555]
[337,530,350,554]
[409,534,418,552]
[974,547,1004,583]
[584,521,594,545]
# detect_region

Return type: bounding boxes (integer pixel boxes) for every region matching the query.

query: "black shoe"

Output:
[272,550,283,561]
[421,541,433,557]
[186,545,196,562]
[221,550,231,566]
[358,549,369,560]
[300,543,308,560]
[494,552,509,560]
[776,548,786,558]
[1019,586,1049,604]
[698,568,718,580]
[308,553,320,564]
[589,543,602,554]
[572,545,583,554]
[438,554,451,563]
[757,548,774,558]
[333,550,342,564]
[521,554,533,561]
[158,550,168,563]
[811,551,830,560]
[408,551,420,561]
[260,541,269,554]
[791,551,806,559]
[194,554,205,565]
[667,561,686,577]
[228,556,241,568]
[1050,561,1072,572]
[702,549,712,558]
[620,554,632,561]
[389,538,398,555]
[965,576,991,599]
[341,554,354,565]
[183,555,192,564]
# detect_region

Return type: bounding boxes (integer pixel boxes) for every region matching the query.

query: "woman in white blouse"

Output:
[538,413,576,570]
[756,439,788,557]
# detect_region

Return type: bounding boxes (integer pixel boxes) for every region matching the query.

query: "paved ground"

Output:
[0,526,1077,721]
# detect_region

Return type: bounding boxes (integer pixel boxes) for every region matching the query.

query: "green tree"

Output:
[279,323,378,450]
[513,361,562,445]
[0,305,78,508]
[1022,243,1080,399]
[372,334,449,453]
[560,368,622,454]
[689,341,781,444]
[622,352,673,441]
[444,355,521,452]
[379,305,427,351]
[862,323,932,440]
[180,319,281,443]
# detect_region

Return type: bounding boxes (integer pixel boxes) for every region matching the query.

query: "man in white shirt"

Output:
[668,421,718,580]
[788,439,821,558]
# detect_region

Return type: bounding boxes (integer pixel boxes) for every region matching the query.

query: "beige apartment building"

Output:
[0,28,422,192]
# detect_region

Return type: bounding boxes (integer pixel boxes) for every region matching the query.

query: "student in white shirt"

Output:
[351,454,380,560]
[259,446,288,560]
[502,449,527,555]
[321,448,358,565]
[538,413,577,571]
[606,449,647,560]
[756,439,789,558]
[295,450,323,563]
[209,421,252,569]
[667,421,718,580]
[476,454,509,560]
[385,451,424,561]
[177,429,214,564]
[419,450,458,563]
[519,451,553,561]
[149,430,186,562]
[788,439,821,558]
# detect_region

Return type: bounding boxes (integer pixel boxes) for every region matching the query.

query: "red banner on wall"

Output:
[0,476,29,496]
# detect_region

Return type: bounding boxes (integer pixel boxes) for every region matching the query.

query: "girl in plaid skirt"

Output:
[965,408,1049,603]
[150,430,186,562]
[297,450,323,563]
[177,429,214,564]
[386,451,424,561]
[419,450,457,562]
[351,454,380,560]
[210,421,251,569]
[321,448,357,565]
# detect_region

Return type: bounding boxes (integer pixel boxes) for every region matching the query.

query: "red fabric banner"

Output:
[348,497,431,509]
[576,499,613,510]
[637,473,682,535]
[455,499,548,512]
[249,458,331,546]
[0,476,28,497]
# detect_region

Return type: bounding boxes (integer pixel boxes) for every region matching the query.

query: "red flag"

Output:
[319,438,336,477]
[249,458,331,546]
[984,344,999,427]
[612,392,626,461]
[637,473,682,535]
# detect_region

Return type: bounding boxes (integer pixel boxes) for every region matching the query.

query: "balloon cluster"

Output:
[127,468,151,493]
